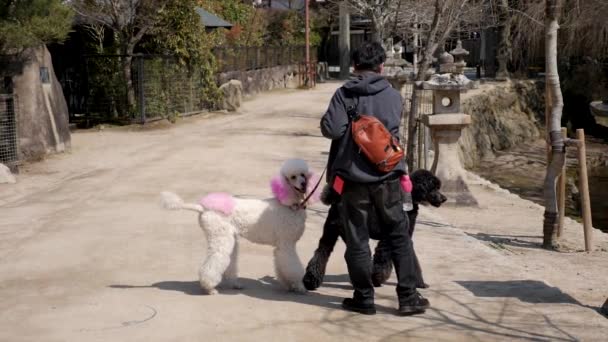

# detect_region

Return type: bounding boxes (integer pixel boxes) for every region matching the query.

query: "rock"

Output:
[218,65,300,97]
[0,163,16,184]
[219,80,243,112]
[2,45,71,161]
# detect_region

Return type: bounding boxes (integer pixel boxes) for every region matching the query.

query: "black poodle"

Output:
[303,169,447,291]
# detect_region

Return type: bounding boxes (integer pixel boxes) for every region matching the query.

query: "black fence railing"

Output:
[212,45,309,73]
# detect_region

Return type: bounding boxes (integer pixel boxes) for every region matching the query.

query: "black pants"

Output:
[340,177,417,304]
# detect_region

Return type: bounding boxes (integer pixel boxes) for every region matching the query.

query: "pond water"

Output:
[588,167,608,233]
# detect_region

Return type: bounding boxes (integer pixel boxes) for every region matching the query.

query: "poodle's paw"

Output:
[372,262,393,287]
[303,249,330,291]
[204,288,219,295]
[303,271,322,291]
[289,283,307,294]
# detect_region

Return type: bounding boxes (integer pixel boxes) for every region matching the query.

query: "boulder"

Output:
[0,163,16,184]
[219,80,243,112]
[2,45,72,161]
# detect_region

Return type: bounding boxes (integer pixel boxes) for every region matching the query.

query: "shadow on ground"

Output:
[466,232,544,250]
[456,279,580,305]
[110,275,393,314]
[110,278,597,341]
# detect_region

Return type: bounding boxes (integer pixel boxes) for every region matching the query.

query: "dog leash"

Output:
[299,167,327,209]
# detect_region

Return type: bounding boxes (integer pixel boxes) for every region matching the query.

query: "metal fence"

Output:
[0,94,18,169]
[212,45,309,73]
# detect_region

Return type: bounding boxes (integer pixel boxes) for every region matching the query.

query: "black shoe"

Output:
[398,292,430,316]
[342,298,376,315]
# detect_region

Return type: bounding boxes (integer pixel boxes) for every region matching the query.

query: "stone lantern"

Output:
[382,38,413,95]
[418,43,478,206]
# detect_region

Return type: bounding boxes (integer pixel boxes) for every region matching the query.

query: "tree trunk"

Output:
[121,45,136,111]
[370,15,383,43]
[406,51,434,170]
[496,0,512,79]
[405,1,444,170]
[542,0,566,249]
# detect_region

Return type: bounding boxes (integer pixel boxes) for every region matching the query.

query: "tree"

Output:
[505,0,608,73]
[334,0,402,43]
[148,0,221,108]
[405,0,482,170]
[70,0,169,110]
[542,0,565,249]
[495,0,512,79]
[0,0,73,53]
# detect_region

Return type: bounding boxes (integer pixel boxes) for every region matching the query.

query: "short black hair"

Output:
[351,41,386,71]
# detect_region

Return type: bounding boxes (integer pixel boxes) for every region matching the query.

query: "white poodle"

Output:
[160,159,319,295]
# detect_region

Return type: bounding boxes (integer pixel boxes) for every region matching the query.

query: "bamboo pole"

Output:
[557,127,567,238]
[576,129,593,251]
[417,119,423,169]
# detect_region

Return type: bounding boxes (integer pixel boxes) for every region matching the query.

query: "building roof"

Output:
[196,8,233,28]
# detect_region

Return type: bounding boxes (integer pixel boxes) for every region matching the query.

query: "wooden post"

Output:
[557,127,567,237]
[417,118,423,169]
[339,1,351,80]
[545,87,552,163]
[576,129,593,251]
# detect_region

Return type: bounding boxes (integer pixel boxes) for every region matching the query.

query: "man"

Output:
[320,41,429,315]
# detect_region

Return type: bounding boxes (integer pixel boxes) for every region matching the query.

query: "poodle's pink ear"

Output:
[306,171,322,203]
[271,175,291,205]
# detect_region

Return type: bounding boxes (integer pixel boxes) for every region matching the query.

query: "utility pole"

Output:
[339,1,350,79]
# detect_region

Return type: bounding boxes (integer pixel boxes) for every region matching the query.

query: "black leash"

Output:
[300,167,327,208]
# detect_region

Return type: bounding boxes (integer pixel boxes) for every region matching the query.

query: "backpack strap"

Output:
[343,88,359,120]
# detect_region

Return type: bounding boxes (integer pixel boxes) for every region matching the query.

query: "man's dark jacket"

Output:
[321,72,406,183]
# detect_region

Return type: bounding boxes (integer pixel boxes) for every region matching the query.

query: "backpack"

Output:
[345,92,405,173]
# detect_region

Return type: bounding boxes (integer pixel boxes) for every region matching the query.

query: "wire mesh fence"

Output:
[0,94,18,168]
[62,46,311,126]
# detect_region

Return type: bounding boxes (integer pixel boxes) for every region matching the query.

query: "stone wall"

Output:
[1,46,71,161]
[217,65,301,97]
[458,80,544,168]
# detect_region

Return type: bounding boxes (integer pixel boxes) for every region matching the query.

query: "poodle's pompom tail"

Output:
[320,184,339,206]
[160,191,204,213]
[161,191,184,210]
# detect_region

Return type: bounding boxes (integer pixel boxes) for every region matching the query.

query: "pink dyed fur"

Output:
[400,175,413,193]
[270,172,321,206]
[199,193,236,215]
[270,176,292,206]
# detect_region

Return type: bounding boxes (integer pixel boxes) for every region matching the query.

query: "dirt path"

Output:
[1,83,607,341]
